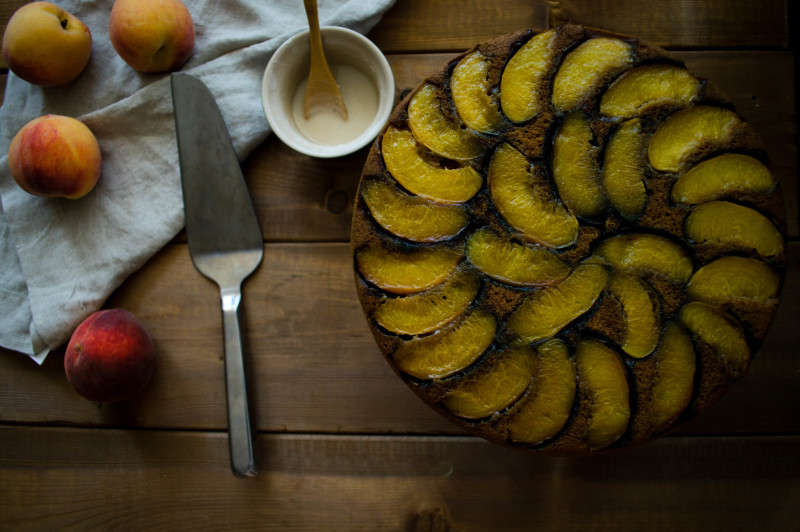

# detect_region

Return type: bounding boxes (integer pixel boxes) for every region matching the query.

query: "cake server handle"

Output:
[221,284,258,478]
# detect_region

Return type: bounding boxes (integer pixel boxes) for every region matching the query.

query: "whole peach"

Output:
[109,0,195,73]
[2,1,92,87]
[65,309,156,403]
[8,114,102,199]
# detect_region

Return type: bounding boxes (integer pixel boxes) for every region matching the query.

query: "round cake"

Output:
[350,25,786,454]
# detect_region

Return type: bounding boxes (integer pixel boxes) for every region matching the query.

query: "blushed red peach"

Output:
[8,114,102,199]
[64,309,156,403]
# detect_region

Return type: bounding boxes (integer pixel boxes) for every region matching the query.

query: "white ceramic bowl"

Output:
[262,27,395,158]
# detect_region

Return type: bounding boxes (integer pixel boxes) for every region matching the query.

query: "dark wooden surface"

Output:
[1,1,798,529]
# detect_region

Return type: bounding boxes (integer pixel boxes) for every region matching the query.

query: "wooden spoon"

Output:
[303,0,347,119]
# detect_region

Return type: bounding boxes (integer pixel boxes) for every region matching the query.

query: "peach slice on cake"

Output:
[687,256,781,304]
[575,338,630,450]
[508,263,608,343]
[392,310,496,380]
[450,50,504,133]
[590,233,693,284]
[382,126,482,203]
[552,37,634,112]
[440,345,536,419]
[684,201,784,258]
[489,142,579,248]
[679,301,750,376]
[599,63,700,119]
[408,83,483,160]
[361,180,469,242]
[606,273,661,358]
[465,227,570,287]
[374,269,479,336]
[499,29,556,123]
[602,119,647,220]
[552,112,607,219]
[671,153,775,205]
[506,339,576,444]
[355,244,463,295]
[648,322,696,434]
[648,106,742,173]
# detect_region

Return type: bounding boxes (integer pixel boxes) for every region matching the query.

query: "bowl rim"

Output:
[261,26,395,158]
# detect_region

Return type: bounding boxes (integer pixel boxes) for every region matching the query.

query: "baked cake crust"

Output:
[351,25,786,454]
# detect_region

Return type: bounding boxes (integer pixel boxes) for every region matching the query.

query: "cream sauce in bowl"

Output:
[291,64,379,146]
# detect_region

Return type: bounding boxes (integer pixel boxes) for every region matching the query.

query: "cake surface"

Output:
[350,25,786,454]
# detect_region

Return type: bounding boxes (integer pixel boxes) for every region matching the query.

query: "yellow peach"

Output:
[109,0,195,73]
[2,1,92,87]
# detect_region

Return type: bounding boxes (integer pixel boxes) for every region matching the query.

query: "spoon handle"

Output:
[304,0,323,66]
[303,0,347,119]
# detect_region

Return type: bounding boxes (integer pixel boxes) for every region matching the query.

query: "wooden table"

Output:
[2,1,798,529]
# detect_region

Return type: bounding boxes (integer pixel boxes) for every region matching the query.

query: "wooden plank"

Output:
[553,0,789,49]
[368,0,549,53]
[0,0,792,71]
[367,0,788,53]
[241,138,370,243]
[245,51,797,241]
[2,242,798,436]
[1,427,798,530]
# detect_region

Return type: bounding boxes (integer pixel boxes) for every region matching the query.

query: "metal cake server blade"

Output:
[171,72,262,478]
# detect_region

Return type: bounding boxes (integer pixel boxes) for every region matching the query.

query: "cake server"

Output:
[171,72,261,478]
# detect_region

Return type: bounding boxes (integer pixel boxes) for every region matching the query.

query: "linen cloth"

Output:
[0,0,396,363]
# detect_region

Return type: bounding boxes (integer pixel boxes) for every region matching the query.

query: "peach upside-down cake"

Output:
[351,25,786,454]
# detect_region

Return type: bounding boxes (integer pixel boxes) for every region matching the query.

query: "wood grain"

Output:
[367,0,789,52]
[552,0,789,48]
[2,242,798,436]
[1,427,798,530]
[368,0,549,53]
